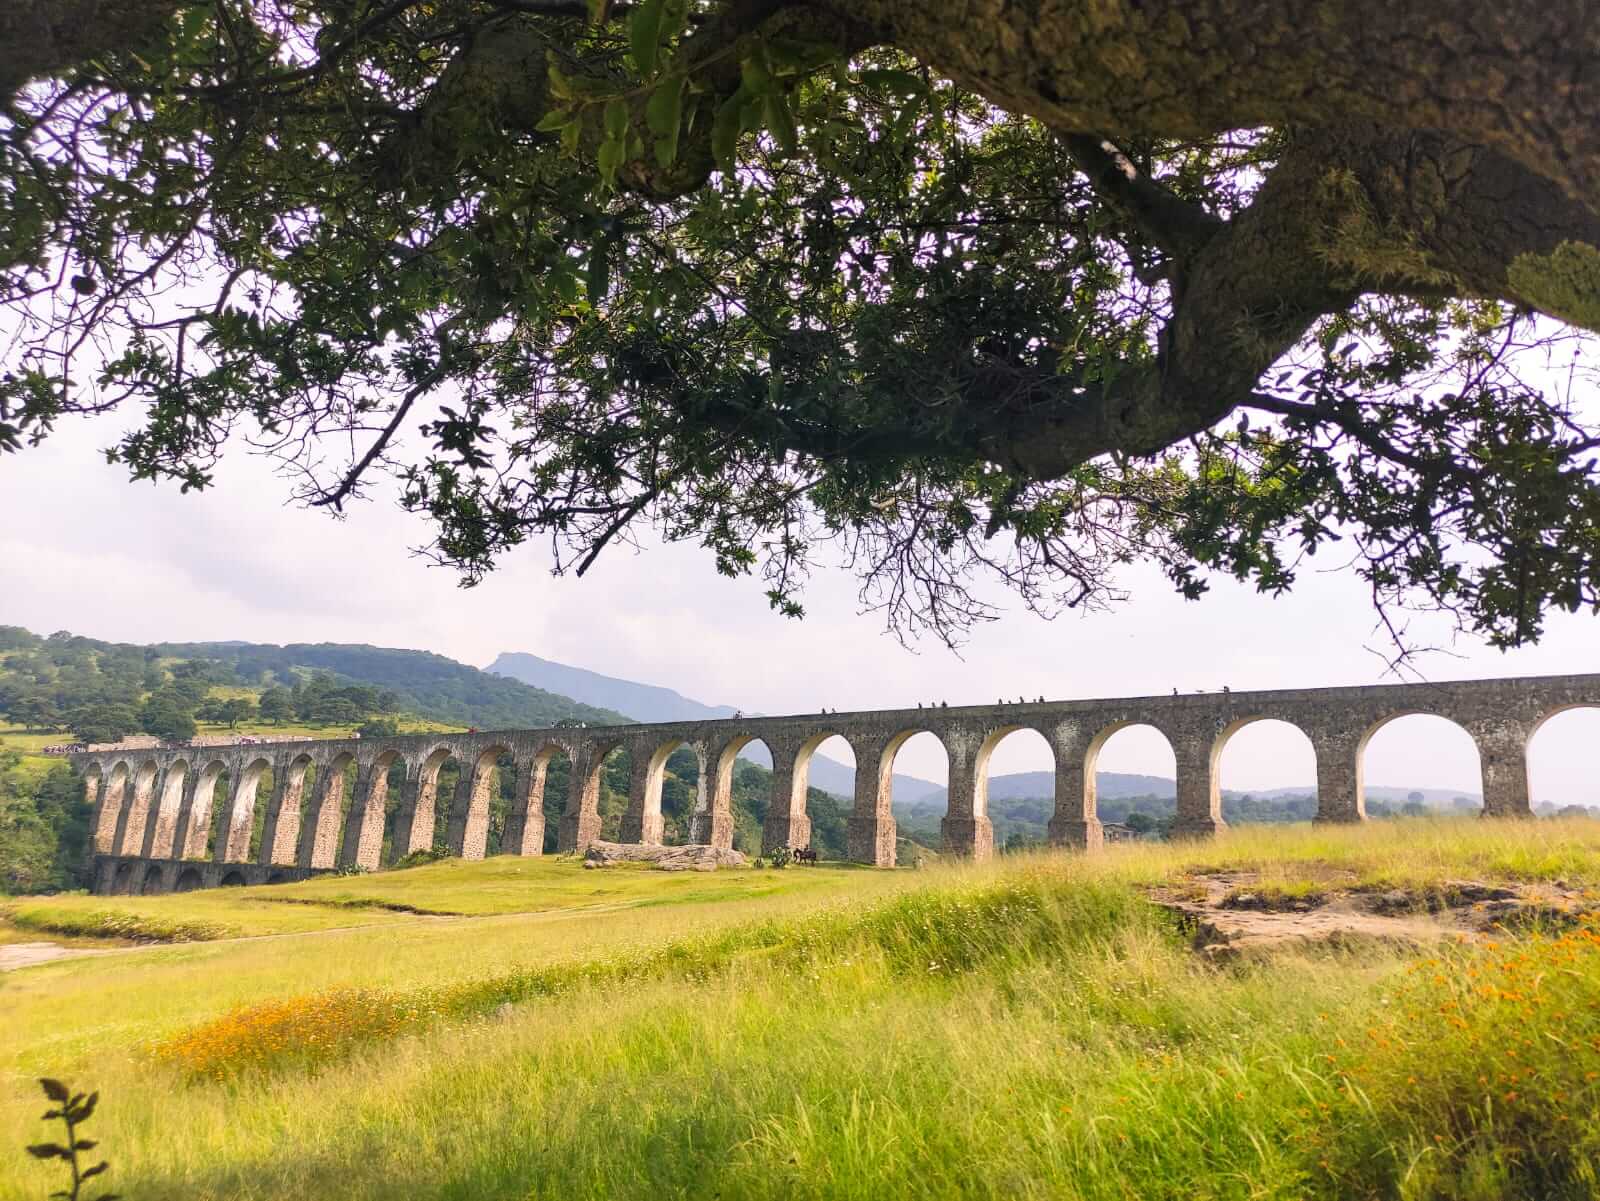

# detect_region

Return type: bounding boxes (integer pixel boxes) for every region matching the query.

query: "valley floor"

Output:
[6,819,1600,1199]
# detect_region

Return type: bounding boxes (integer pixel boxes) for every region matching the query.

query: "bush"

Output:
[392,848,448,870]
[7,906,230,943]
[768,845,792,869]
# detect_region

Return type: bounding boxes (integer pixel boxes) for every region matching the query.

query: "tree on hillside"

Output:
[138,692,198,743]
[67,703,138,746]
[219,697,256,728]
[3,3,1599,649]
[258,687,294,724]
[5,693,61,733]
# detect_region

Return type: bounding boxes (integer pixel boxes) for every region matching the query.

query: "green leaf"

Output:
[597,137,625,189]
[740,57,772,94]
[586,0,610,26]
[711,90,747,172]
[604,99,629,142]
[646,75,685,166]
[645,75,685,136]
[560,120,581,156]
[547,64,574,101]
[629,0,665,76]
[534,109,573,133]
[763,92,798,155]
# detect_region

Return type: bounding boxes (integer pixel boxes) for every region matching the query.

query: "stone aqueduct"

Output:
[75,673,1600,895]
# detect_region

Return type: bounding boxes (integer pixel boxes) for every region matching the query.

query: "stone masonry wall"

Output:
[71,672,1600,894]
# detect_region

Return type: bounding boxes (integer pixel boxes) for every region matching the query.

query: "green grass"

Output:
[6,820,1600,1199]
[3,854,894,939]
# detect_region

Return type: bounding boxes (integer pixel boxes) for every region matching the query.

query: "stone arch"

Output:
[558,737,623,853]
[183,759,229,859]
[110,860,135,895]
[174,866,203,893]
[761,731,855,857]
[259,754,315,866]
[869,729,949,865]
[91,760,128,852]
[218,869,246,887]
[1080,719,1180,835]
[300,751,356,868]
[1527,705,1600,817]
[342,748,403,869]
[1358,712,1482,817]
[144,759,188,858]
[623,737,706,846]
[792,731,856,801]
[450,743,511,859]
[268,868,294,884]
[1210,717,1319,824]
[398,744,458,859]
[706,734,772,853]
[114,759,160,855]
[503,742,569,856]
[219,756,272,862]
[138,863,167,895]
[80,761,104,842]
[969,725,1054,854]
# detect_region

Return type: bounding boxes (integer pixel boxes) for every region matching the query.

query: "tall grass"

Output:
[10,821,1600,1198]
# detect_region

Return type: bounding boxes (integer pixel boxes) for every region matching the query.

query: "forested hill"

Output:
[153,640,629,730]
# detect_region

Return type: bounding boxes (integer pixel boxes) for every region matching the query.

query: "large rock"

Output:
[582,840,746,872]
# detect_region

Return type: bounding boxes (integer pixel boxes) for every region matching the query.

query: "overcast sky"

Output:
[5,409,1599,803]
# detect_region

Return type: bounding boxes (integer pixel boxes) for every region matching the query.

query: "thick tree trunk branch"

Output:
[812,0,1600,206]
[0,0,186,101]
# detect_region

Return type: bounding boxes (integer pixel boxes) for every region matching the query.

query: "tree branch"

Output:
[1060,133,1222,261]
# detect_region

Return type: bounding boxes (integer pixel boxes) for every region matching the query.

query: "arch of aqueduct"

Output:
[74,673,1600,895]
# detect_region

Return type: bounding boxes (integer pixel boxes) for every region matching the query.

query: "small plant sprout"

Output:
[26,1079,117,1201]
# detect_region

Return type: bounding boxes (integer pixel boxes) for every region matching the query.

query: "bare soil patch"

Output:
[1153,871,1596,960]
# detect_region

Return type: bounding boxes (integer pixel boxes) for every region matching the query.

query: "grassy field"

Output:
[6,818,1600,1199]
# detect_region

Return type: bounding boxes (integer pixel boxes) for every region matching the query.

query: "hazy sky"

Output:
[5,410,1599,802]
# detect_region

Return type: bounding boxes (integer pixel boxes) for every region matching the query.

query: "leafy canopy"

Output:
[2,1,1598,652]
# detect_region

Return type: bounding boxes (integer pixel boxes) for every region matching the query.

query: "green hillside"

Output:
[150,639,630,729]
[0,626,859,894]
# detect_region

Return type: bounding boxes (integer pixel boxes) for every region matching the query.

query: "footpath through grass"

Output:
[7,819,1600,1199]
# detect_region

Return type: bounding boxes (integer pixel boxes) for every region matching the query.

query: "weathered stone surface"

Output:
[582,840,747,871]
[69,671,1600,893]
[1153,870,1598,961]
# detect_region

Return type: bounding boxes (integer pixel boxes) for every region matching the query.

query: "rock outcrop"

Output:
[582,840,746,871]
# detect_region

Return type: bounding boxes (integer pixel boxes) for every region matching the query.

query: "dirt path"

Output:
[0,942,118,971]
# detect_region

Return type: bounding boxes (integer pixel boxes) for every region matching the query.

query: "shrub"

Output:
[8,906,229,943]
[768,845,792,869]
[392,848,447,870]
